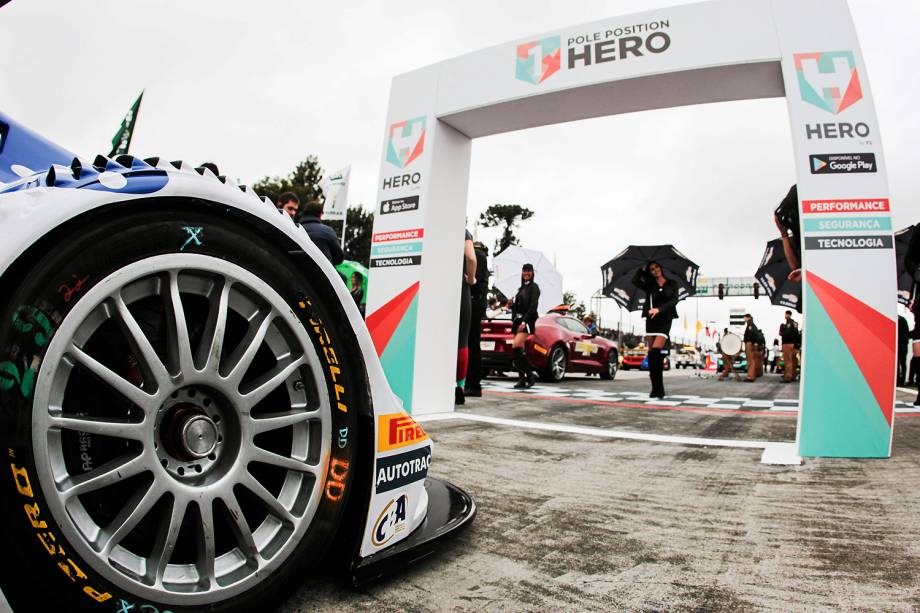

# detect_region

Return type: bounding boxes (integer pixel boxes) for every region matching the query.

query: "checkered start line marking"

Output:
[480,380,919,413]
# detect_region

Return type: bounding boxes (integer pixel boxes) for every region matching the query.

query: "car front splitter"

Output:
[349,477,476,586]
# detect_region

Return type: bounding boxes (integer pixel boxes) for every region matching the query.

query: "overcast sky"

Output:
[2,0,917,343]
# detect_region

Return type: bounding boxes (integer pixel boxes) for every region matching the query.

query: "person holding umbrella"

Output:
[631,261,680,398]
[511,263,540,389]
[905,226,920,405]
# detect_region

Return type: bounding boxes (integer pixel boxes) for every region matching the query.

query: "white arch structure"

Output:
[365,0,897,458]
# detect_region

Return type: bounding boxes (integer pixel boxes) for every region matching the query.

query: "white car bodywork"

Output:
[0,157,431,559]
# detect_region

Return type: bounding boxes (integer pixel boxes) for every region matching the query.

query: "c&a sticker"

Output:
[372,493,408,547]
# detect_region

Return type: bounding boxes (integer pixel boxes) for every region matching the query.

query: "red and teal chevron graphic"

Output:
[799,272,895,457]
[367,282,420,412]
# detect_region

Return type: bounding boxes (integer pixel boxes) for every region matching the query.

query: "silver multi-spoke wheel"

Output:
[550,347,566,381]
[32,254,331,605]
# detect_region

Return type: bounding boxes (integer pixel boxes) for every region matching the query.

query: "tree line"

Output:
[253,156,587,308]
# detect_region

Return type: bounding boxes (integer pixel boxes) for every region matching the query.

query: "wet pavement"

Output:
[281,371,920,612]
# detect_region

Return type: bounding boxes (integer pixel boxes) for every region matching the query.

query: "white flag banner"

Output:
[320,165,350,221]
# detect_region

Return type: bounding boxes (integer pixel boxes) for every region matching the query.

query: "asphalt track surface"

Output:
[2,371,914,611]
[278,370,920,612]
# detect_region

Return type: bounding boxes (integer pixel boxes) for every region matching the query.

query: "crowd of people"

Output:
[275,191,367,315]
[714,311,800,384]
[276,184,919,408]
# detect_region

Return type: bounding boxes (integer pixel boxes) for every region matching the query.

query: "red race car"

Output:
[480,314,619,382]
[620,347,671,371]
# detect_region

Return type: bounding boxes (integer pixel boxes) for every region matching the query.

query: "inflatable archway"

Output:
[366,0,896,458]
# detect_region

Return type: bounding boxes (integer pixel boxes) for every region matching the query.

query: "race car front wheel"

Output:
[0,207,362,612]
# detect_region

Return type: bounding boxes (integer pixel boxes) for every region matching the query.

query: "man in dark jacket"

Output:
[300,199,344,265]
[779,310,800,382]
[465,242,490,397]
[898,315,910,387]
[743,314,761,382]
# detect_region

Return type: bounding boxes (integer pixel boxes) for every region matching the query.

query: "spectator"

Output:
[455,230,476,404]
[768,339,780,373]
[465,241,490,398]
[898,315,909,387]
[299,199,344,265]
[718,328,741,382]
[743,314,761,382]
[754,327,766,378]
[485,295,506,319]
[350,272,364,316]
[584,314,598,336]
[278,192,299,218]
[778,310,799,383]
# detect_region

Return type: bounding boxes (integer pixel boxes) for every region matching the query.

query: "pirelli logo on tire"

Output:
[377,412,428,452]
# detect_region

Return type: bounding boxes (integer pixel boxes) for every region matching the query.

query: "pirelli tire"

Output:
[0,205,364,612]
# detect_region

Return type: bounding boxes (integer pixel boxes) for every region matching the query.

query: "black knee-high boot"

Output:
[648,348,665,399]
[513,347,536,388]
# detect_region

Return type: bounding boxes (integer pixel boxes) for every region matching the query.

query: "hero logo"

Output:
[371,493,408,547]
[515,36,561,84]
[515,23,671,86]
[794,51,862,114]
[386,117,426,168]
[795,51,870,141]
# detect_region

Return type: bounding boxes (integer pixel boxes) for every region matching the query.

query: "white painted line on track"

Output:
[898,386,918,395]
[416,411,779,450]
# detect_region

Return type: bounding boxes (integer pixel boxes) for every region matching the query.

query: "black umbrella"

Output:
[601,245,699,311]
[755,238,801,312]
[895,225,917,306]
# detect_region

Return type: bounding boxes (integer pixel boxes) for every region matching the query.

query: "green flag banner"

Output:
[109,91,144,157]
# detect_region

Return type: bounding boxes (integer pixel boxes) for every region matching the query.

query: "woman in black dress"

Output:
[511,263,541,389]
[906,227,920,405]
[632,261,680,398]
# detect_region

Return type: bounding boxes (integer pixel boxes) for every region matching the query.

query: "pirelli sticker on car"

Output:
[375,446,431,493]
[377,412,429,452]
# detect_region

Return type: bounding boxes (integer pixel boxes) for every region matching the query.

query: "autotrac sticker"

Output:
[377,412,428,452]
[375,447,431,493]
[371,493,409,547]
